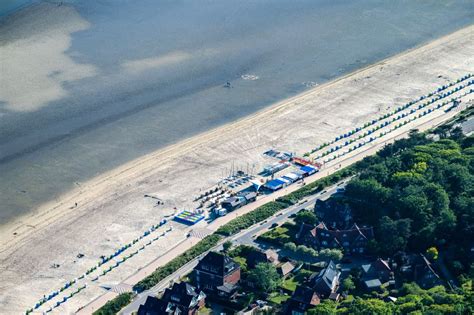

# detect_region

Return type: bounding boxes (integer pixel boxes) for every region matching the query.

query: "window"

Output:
[170,296,180,302]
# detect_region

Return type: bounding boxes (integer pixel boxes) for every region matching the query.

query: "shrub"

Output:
[216,201,287,236]
[426,247,438,260]
[257,226,291,245]
[319,248,343,261]
[284,242,297,252]
[93,292,134,315]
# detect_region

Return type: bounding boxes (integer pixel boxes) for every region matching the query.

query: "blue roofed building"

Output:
[300,165,317,176]
[264,179,286,191]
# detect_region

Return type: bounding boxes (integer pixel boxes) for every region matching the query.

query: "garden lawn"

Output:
[280,276,298,291]
[268,292,290,305]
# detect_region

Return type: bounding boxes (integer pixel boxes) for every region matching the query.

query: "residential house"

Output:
[361,258,393,291]
[297,222,374,254]
[314,198,353,229]
[137,282,206,315]
[246,249,279,269]
[193,251,241,298]
[285,285,320,315]
[308,261,341,299]
[278,261,296,278]
[137,296,165,315]
[412,254,444,289]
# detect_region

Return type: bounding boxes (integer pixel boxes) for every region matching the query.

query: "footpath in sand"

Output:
[0,25,473,314]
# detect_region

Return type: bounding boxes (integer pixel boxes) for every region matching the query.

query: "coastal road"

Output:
[119,182,344,314]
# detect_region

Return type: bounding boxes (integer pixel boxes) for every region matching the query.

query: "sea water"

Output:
[0,0,473,223]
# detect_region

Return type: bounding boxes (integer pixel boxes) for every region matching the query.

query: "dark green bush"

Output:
[93,292,134,315]
[216,201,287,236]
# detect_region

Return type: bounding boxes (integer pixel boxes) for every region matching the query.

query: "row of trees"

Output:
[283,242,343,261]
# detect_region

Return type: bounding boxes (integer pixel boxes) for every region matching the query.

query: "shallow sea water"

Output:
[0,0,473,223]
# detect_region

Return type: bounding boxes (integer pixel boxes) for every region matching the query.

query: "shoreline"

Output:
[1,25,472,255]
[0,23,472,313]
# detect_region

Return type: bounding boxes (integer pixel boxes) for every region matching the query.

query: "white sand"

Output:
[0,9,472,315]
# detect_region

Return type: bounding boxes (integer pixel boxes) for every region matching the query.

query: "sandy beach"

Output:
[0,21,472,313]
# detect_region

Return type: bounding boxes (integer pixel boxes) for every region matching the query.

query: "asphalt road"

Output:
[120,182,345,314]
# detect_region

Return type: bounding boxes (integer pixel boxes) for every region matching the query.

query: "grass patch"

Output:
[294,269,313,281]
[198,306,212,314]
[280,276,298,291]
[279,269,313,293]
[268,292,290,305]
[257,226,291,245]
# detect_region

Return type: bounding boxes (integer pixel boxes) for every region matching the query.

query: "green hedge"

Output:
[93,292,134,315]
[133,234,222,292]
[216,201,287,236]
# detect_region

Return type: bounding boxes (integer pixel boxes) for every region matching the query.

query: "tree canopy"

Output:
[294,209,318,226]
[247,262,281,294]
[343,133,473,274]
